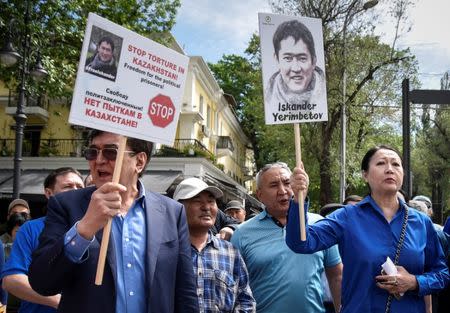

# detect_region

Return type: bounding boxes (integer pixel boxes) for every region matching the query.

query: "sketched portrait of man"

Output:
[265,19,326,107]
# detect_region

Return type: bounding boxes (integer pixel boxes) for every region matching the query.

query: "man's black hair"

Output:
[272,19,316,61]
[319,203,344,217]
[98,36,115,52]
[343,195,363,205]
[44,167,82,190]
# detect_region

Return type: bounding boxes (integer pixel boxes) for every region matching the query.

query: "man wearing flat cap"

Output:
[173,177,255,312]
[224,200,246,223]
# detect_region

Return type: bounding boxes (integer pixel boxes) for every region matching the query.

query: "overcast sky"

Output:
[173,0,450,89]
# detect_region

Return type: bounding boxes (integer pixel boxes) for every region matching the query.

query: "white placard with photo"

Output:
[259,13,328,125]
[69,13,189,145]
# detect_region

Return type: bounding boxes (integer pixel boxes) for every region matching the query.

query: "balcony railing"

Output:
[0,138,214,159]
[0,139,88,157]
[156,139,214,159]
[7,92,49,111]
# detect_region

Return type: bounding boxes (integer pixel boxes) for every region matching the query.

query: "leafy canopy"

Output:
[0,0,181,98]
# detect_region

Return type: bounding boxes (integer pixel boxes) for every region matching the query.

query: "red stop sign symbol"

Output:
[148,94,175,128]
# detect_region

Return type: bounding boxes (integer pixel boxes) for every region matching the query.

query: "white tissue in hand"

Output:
[382,257,398,275]
[382,257,404,296]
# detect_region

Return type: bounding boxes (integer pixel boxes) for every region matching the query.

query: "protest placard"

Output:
[70,13,189,145]
[259,13,328,125]
[259,13,329,240]
[69,13,189,284]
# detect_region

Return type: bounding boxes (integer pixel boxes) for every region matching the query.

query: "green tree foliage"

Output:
[210,0,419,207]
[0,0,180,98]
[412,100,450,221]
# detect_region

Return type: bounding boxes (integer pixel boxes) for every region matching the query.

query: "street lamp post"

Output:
[339,0,378,203]
[0,0,48,199]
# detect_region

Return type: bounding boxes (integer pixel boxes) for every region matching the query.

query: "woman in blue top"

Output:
[286,145,449,313]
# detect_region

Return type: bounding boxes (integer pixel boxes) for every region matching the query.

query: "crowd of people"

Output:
[0,134,448,313]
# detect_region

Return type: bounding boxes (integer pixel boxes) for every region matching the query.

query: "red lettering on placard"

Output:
[84,97,100,107]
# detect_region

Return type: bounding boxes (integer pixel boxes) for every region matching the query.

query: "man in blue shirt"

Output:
[28,130,198,313]
[231,162,342,313]
[173,177,255,313]
[2,167,84,313]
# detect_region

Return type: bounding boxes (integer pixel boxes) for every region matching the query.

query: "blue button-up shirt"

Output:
[231,209,341,313]
[111,185,147,313]
[64,182,147,313]
[286,195,450,313]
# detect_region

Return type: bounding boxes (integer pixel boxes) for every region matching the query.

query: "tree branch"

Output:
[346,56,409,105]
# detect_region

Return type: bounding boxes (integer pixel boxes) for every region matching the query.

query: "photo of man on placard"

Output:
[265,19,326,108]
[84,26,122,81]
[259,13,328,125]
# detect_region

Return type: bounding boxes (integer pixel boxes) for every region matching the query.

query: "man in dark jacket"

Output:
[29,131,198,313]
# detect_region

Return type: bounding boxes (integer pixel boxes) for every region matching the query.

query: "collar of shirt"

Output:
[136,180,146,208]
[258,210,284,228]
[258,210,270,221]
[358,195,406,222]
[258,197,309,221]
[206,231,220,250]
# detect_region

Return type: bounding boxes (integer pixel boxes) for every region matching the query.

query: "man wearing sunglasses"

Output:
[29,130,199,313]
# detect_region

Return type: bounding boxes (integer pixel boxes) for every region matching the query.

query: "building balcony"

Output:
[5,94,49,124]
[216,136,234,157]
[156,138,214,160]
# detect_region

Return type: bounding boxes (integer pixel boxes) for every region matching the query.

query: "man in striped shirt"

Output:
[173,177,255,313]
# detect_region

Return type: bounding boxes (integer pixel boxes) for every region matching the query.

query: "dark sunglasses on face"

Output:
[84,147,136,161]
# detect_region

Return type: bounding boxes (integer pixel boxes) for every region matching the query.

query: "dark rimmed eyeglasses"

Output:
[84,147,136,161]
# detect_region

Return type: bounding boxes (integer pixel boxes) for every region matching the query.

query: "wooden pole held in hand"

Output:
[294,124,306,241]
[95,136,127,285]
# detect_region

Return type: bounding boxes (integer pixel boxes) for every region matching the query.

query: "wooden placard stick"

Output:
[294,124,306,241]
[95,135,127,285]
